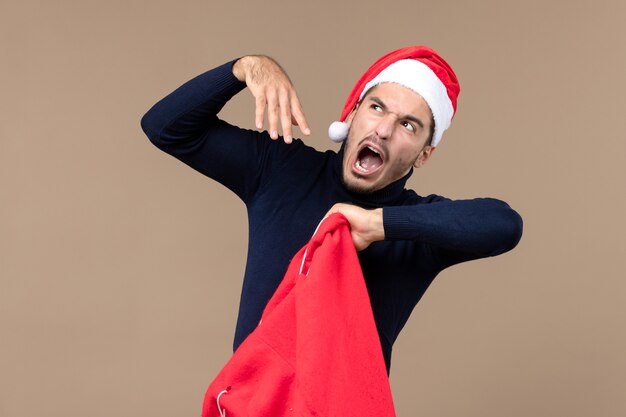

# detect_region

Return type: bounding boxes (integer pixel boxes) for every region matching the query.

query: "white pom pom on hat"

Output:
[328,45,460,147]
[328,121,349,142]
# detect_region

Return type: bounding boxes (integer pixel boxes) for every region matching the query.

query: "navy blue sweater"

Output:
[140,60,523,373]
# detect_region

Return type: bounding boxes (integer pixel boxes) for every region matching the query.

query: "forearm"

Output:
[139,59,279,202]
[383,197,523,257]
[140,59,245,149]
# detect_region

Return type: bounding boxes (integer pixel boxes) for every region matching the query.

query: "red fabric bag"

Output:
[202,213,396,416]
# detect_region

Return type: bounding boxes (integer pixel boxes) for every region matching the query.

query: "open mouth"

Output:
[353,144,384,177]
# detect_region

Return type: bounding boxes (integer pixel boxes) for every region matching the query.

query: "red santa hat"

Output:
[328,45,460,147]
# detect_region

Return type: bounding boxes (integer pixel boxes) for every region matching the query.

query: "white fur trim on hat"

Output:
[360,59,454,147]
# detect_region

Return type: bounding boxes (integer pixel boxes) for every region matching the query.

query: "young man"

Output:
[140,46,523,373]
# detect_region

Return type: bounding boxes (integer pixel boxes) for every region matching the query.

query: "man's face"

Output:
[341,82,435,194]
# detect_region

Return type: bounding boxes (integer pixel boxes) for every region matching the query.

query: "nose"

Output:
[374,114,395,139]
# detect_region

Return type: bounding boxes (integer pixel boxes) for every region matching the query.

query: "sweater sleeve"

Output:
[140,59,276,203]
[383,196,523,269]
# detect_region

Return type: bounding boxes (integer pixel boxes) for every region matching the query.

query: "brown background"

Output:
[2,0,625,416]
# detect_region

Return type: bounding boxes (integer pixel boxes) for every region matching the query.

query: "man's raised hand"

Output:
[232,55,311,144]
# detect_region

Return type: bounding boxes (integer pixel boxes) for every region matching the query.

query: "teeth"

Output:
[367,146,380,155]
[355,159,367,172]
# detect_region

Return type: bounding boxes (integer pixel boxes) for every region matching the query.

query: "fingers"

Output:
[279,89,293,143]
[323,203,343,222]
[266,90,279,140]
[256,88,310,143]
[290,93,311,136]
[243,56,311,143]
[255,95,266,130]
[257,88,282,141]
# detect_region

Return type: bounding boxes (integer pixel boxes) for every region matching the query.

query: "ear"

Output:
[345,103,360,127]
[413,145,436,169]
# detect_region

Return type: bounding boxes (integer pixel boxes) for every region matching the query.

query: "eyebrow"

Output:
[369,96,425,129]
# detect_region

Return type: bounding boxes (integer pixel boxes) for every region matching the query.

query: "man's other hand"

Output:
[324,203,385,251]
[232,55,311,144]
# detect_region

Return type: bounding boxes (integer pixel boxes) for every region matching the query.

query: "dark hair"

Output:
[426,115,435,147]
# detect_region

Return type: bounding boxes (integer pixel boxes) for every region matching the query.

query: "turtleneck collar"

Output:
[331,143,412,208]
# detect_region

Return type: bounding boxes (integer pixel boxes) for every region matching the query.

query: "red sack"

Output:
[202,213,396,416]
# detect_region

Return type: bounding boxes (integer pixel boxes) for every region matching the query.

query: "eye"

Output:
[401,121,415,132]
[370,103,383,112]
